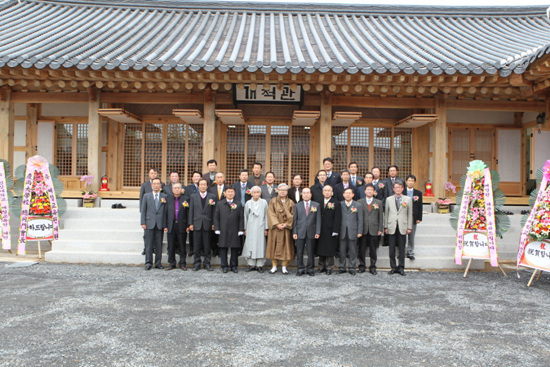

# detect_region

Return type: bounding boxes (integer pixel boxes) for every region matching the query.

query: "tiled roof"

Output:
[0,0,549,76]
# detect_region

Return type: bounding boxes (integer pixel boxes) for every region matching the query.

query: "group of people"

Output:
[139,158,423,276]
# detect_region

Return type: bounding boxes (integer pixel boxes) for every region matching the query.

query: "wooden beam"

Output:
[87,91,102,188]
[514,112,524,128]
[0,90,14,166]
[202,89,216,171]
[446,99,545,112]
[331,95,435,109]
[11,92,88,103]
[26,103,38,159]
[101,92,232,105]
[433,94,447,199]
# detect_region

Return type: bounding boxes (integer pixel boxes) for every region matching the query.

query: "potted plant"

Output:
[81,174,97,208]
[436,182,456,214]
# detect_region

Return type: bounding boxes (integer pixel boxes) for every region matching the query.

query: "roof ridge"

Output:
[22,0,550,17]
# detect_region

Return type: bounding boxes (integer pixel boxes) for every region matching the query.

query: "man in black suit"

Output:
[334,169,358,202]
[310,169,328,204]
[163,170,181,197]
[166,183,188,271]
[188,179,217,271]
[214,187,244,273]
[202,159,218,187]
[348,162,364,197]
[247,162,266,187]
[185,170,202,257]
[316,185,341,275]
[364,172,385,202]
[233,169,253,206]
[315,157,341,188]
[207,172,227,257]
[358,184,384,275]
[383,165,403,201]
[292,188,321,276]
[404,175,423,261]
[288,173,303,204]
[140,178,167,270]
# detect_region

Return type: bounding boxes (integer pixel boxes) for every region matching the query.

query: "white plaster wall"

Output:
[41,103,88,116]
[14,120,26,146]
[14,103,26,116]
[522,111,538,123]
[447,110,513,125]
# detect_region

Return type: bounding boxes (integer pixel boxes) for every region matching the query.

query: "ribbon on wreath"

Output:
[517,160,550,275]
[18,156,59,255]
[0,162,10,250]
[455,167,498,266]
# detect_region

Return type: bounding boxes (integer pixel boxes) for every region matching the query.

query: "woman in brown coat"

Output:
[266,183,295,274]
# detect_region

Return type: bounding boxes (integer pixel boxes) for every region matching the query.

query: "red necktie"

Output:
[305,202,309,217]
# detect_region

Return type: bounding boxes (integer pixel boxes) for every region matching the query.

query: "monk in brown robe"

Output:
[266,183,295,274]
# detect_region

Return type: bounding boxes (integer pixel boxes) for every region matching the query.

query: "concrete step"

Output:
[53,240,144,253]
[59,229,144,241]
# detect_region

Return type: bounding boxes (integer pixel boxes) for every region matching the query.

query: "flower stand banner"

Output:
[0,162,11,250]
[18,156,60,255]
[450,160,509,275]
[517,160,550,285]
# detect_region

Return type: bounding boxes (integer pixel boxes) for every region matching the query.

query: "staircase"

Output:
[46,200,526,270]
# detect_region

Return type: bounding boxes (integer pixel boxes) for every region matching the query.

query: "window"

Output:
[55,123,88,176]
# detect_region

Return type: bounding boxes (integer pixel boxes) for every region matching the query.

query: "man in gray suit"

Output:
[292,188,321,276]
[338,188,363,275]
[384,180,413,276]
[247,162,266,187]
[260,172,278,203]
[140,178,168,270]
[358,184,384,275]
[188,179,217,271]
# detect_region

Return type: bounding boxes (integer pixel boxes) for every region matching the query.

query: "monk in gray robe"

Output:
[266,183,295,274]
[243,186,269,273]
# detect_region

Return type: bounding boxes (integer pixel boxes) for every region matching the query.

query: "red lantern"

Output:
[99,175,110,191]
[425,181,434,197]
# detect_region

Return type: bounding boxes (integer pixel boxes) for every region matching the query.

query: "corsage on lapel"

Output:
[310,206,317,213]
[402,201,408,208]
[413,196,419,202]
[160,197,166,204]
[182,201,189,208]
[230,203,237,211]
[350,207,358,213]
[378,182,385,189]
[327,202,335,210]
[373,203,379,210]
[208,199,216,206]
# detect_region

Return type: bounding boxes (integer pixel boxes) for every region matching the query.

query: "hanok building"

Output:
[1,0,550,202]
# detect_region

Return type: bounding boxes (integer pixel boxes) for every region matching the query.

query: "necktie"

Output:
[296,189,300,202]
[218,186,222,200]
[305,201,309,217]
[155,193,159,209]
[408,189,413,198]
[175,197,179,221]
[352,176,356,186]
[268,186,272,195]
[396,196,401,208]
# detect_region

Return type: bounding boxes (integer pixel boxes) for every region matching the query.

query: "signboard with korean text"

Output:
[519,240,550,272]
[26,216,54,241]
[234,84,302,104]
[462,231,490,259]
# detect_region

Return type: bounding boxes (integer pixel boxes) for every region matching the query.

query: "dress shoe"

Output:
[206,266,213,271]
[111,203,117,209]
[339,269,347,274]
[257,267,264,273]
[141,249,146,255]
[145,264,152,270]
[166,265,176,271]
[349,270,357,276]
[155,265,165,269]
[408,255,415,260]
[193,266,200,271]
[326,270,333,275]
[222,268,228,273]
[316,268,327,274]
[180,265,187,271]
[246,266,256,272]
[398,268,406,276]
[116,203,126,209]
[231,268,238,273]
[308,272,315,277]
[358,268,366,273]
[187,252,194,257]
[296,271,304,276]
[388,269,398,275]
[369,269,377,275]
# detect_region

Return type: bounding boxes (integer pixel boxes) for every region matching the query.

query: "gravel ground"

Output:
[0,262,549,367]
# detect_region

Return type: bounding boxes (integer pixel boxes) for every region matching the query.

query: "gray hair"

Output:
[251,186,261,193]
[277,183,289,190]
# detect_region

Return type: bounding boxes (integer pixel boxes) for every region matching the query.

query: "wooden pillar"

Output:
[319,91,332,166]
[87,90,102,187]
[26,103,38,159]
[202,88,216,172]
[413,125,430,189]
[513,112,523,128]
[0,89,14,167]
[106,120,119,190]
[545,96,550,129]
[433,95,447,198]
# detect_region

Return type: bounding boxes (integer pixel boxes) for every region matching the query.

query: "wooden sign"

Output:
[234,84,302,104]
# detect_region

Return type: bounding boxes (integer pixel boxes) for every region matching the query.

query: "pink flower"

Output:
[413,196,419,202]
[27,155,49,173]
[350,207,358,213]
